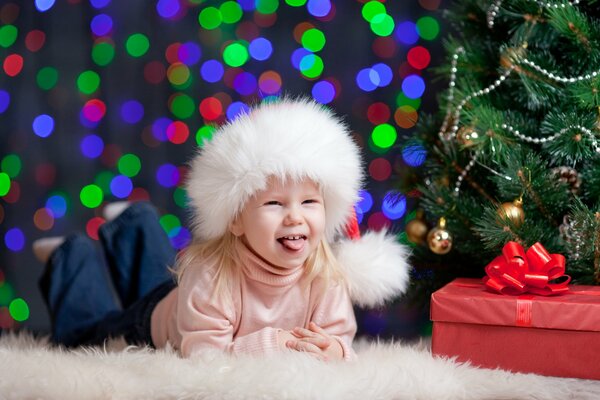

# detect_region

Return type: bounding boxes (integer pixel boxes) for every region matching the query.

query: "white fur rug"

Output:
[1,333,599,400]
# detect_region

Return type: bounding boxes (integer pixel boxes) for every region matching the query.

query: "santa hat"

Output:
[186,98,410,307]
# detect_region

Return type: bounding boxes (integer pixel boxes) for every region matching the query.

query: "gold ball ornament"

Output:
[497,198,525,227]
[456,126,479,147]
[406,216,428,245]
[427,217,453,255]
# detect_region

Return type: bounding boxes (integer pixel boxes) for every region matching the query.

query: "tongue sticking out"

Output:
[281,238,305,251]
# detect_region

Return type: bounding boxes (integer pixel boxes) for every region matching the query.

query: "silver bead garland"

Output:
[502,123,600,153]
[488,0,582,29]
[487,0,503,28]
[438,47,465,141]
[520,58,599,83]
[454,153,478,195]
[442,1,596,198]
[446,68,514,141]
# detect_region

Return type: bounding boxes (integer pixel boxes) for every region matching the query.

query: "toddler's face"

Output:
[230,177,326,270]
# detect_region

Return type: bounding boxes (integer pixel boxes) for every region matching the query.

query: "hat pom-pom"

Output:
[334,229,411,308]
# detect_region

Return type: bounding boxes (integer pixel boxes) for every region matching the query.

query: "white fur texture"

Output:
[335,230,411,308]
[1,333,598,399]
[186,99,362,241]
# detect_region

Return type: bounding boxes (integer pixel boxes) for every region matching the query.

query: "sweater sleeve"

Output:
[176,267,281,358]
[311,279,358,361]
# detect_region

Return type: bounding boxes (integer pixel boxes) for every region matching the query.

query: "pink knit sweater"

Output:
[151,241,357,359]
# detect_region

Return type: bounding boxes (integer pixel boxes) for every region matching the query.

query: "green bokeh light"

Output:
[416,16,440,40]
[168,64,191,86]
[170,93,196,119]
[196,125,215,146]
[0,172,11,197]
[285,0,307,5]
[77,70,100,95]
[371,123,397,149]
[361,1,386,22]
[1,154,22,178]
[256,0,279,14]
[95,171,115,195]
[301,28,326,52]
[299,54,324,79]
[223,42,249,67]
[198,7,222,29]
[0,282,14,306]
[396,92,422,109]
[159,214,181,236]
[9,298,29,322]
[80,184,104,208]
[220,1,243,24]
[118,154,141,177]
[92,41,115,66]
[173,187,188,208]
[125,33,150,57]
[36,67,58,91]
[370,13,395,36]
[0,25,18,48]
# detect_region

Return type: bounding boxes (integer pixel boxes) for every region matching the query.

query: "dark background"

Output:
[0,0,444,339]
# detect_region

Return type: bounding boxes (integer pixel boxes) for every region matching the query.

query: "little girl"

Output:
[36,99,410,361]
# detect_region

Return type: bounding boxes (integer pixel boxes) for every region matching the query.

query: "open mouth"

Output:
[277,235,307,251]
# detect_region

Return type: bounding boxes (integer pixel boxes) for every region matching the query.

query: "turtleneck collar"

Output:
[236,240,305,287]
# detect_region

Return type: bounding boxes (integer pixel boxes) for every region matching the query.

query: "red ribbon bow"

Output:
[483,241,571,296]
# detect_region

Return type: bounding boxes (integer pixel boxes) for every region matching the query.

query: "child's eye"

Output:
[303,199,319,204]
[264,200,281,206]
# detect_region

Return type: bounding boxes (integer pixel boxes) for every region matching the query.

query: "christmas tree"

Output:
[404,0,600,303]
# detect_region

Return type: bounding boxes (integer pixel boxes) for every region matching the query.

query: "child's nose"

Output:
[284,206,303,224]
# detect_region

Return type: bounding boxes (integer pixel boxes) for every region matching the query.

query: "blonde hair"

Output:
[174,231,346,302]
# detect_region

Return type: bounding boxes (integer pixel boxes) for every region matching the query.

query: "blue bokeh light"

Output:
[402,74,426,99]
[5,228,25,252]
[307,0,331,17]
[356,68,378,92]
[156,0,180,18]
[226,101,250,121]
[32,114,55,138]
[0,90,10,114]
[121,100,144,124]
[249,38,273,61]
[80,134,104,159]
[46,194,68,218]
[312,80,335,104]
[156,163,180,188]
[233,72,257,95]
[90,14,113,36]
[110,175,133,199]
[382,192,406,220]
[371,63,393,87]
[357,190,374,213]
[178,42,202,66]
[291,48,312,70]
[200,59,224,83]
[152,117,172,142]
[402,142,427,167]
[35,0,56,12]
[395,21,419,45]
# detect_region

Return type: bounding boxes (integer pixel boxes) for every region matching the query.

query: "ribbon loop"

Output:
[483,241,570,296]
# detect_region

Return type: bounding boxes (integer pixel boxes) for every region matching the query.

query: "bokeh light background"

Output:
[0,0,441,338]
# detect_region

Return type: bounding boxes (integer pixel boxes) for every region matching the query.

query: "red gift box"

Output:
[430,278,600,380]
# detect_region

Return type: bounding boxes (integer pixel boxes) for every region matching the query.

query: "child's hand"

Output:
[286,322,344,361]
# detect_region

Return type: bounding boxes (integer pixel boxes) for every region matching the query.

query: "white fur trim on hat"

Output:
[334,230,411,308]
[186,98,363,241]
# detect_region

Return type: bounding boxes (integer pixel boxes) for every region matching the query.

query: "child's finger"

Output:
[297,335,331,349]
[292,327,315,338]
[286,340,321,354]
[309,321,326,333]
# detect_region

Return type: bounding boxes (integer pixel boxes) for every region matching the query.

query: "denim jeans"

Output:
[39,202,176,347]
